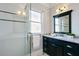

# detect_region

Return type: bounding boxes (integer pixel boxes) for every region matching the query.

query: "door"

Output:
[0,3,31,56]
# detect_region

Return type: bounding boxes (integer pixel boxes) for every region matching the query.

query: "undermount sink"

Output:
[53,36,64,39]
[51,34,74,40]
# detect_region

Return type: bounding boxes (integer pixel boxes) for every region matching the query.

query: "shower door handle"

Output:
[31,34,33,50]
[27,33,33,49]
[29,33,33,51]
[27,32,33,54]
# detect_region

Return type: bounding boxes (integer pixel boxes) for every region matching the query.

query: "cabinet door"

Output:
[48,38,64,47]
[43,36,64,56]
[47,43,63,56]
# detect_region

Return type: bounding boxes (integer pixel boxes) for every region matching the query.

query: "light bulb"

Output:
[56,9,60,13]
[17,11,21,15]
[61,6,66,12]
[22,12,26,16]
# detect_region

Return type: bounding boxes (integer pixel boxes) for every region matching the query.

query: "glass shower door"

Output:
[0,3,31,56]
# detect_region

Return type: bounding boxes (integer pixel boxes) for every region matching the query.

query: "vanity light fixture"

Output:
[56,6,66,13]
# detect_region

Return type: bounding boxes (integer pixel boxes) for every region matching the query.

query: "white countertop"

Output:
[43,35,79,44]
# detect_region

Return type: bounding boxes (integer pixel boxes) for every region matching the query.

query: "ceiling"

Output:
[40,3,58,8]
[0,3,57,13]
[0,3,26,13]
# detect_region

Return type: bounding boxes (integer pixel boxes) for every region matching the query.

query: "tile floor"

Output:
[31,49,48,56]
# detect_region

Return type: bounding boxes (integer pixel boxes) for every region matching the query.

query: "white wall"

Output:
[69,3,79,36]
[50,3,79,36]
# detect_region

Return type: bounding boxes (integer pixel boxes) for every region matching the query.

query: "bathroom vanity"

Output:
[43,10,77,56]
[43,35,79,56]
[43,10,79,56]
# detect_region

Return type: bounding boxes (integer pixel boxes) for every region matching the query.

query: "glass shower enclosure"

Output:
[0,3,31,56]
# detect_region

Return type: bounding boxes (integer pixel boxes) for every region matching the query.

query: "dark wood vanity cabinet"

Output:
[43,36,64,56]
[43,36,79,56]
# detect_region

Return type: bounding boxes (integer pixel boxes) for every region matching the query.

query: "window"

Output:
[30,11,41,33]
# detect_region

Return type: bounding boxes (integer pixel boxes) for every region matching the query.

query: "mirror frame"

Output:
[53,10,72,34]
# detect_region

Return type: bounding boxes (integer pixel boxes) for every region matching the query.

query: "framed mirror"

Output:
[53,10,72,33]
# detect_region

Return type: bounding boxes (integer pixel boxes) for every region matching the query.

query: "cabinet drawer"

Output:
[64,49,79,56]
[64,51,74,56]
[64,44,75,52]
[64,41,77,51]
[48,38,63,46]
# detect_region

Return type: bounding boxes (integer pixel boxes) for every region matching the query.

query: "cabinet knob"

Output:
[67,53,72,56]
[67,45,72,48]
